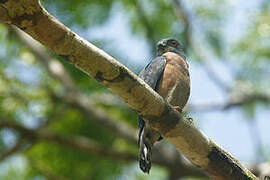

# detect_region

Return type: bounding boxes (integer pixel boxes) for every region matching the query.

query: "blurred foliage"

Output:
[0,0,269,179]
[43,0,114,29]
[25,142,122,180]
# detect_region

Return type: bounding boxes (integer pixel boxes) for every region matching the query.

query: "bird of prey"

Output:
[138,38,190,173]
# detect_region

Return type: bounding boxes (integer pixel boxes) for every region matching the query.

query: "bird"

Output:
[138,38,190,173]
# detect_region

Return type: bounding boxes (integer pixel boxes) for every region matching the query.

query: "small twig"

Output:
[0,2,258,178]
[0,4,11,23]
[188,93,270,112]
[131,0,156,56]
[0,119,137,162]
[0,138,26,162]
[172,0,231,93]
[9,25,207,178]
[0,116,207,178]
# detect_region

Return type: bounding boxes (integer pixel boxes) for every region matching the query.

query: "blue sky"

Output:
[1,0,269,179]
[76,0,270,163]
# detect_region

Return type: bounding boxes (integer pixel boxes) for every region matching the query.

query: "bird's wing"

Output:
[139,56,166,90]
[138,56,166,145]
[137,56,166,173]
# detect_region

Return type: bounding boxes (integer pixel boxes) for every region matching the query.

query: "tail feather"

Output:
[138,116,144,147]
[138,116,161,174]
[139,128,152,174]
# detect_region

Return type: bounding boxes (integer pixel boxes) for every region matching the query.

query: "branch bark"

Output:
[3,120,267,179]
[0,1,258,179]
[0,118,206,179]
[0,4,11,23]
[9,26,137,144]
[9,25,208,179]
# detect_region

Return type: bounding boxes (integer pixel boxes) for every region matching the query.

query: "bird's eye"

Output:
[171,41,178,47]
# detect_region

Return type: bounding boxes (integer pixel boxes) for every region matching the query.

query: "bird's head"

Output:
[157,38,185,59]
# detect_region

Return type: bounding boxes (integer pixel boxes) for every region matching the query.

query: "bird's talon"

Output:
[173,106,182,113]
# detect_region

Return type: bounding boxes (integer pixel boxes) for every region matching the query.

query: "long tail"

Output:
[138,116,152,173]
[139,128,152,174]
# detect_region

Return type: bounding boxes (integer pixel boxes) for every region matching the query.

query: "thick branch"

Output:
[10,26,137,144]
[248,163,270,179]
[9,25,76,91]
[0,1,257,179]
[9,25,208,178]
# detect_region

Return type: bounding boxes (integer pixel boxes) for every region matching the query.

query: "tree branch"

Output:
[0,118,206,179]
[189,93,270,112]
[0,119,138,162]
[172,0,231,93]
[54,92,138,143]
[9,25,208,178]
[2,120,266,179]
[248,163,270,179]
[0,4,11,23]
[131,0,156,55]
[0,138,26,161]
[10,25,138,144]
[9,25,76,91]
[0,1,257,179]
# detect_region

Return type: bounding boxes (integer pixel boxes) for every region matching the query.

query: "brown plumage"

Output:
[138,38,190,174]
[157,52,190,109]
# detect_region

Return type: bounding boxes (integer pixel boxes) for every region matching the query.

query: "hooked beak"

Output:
[157,41,167,56]
[157,41,166,49]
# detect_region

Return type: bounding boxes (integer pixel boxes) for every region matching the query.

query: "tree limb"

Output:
[0,4,11,23]
[0,138,26,161]
[9,25,138,144]
[54,92,138,143]
[131,0,156,55]
[9,25,209,178]
[248,163,270,179]
[172,0,231,93]
[2,120,267,179]
[0,118,206,179]
[0,1,258,179]
[189,93,270,112]
[0,119,138,162]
